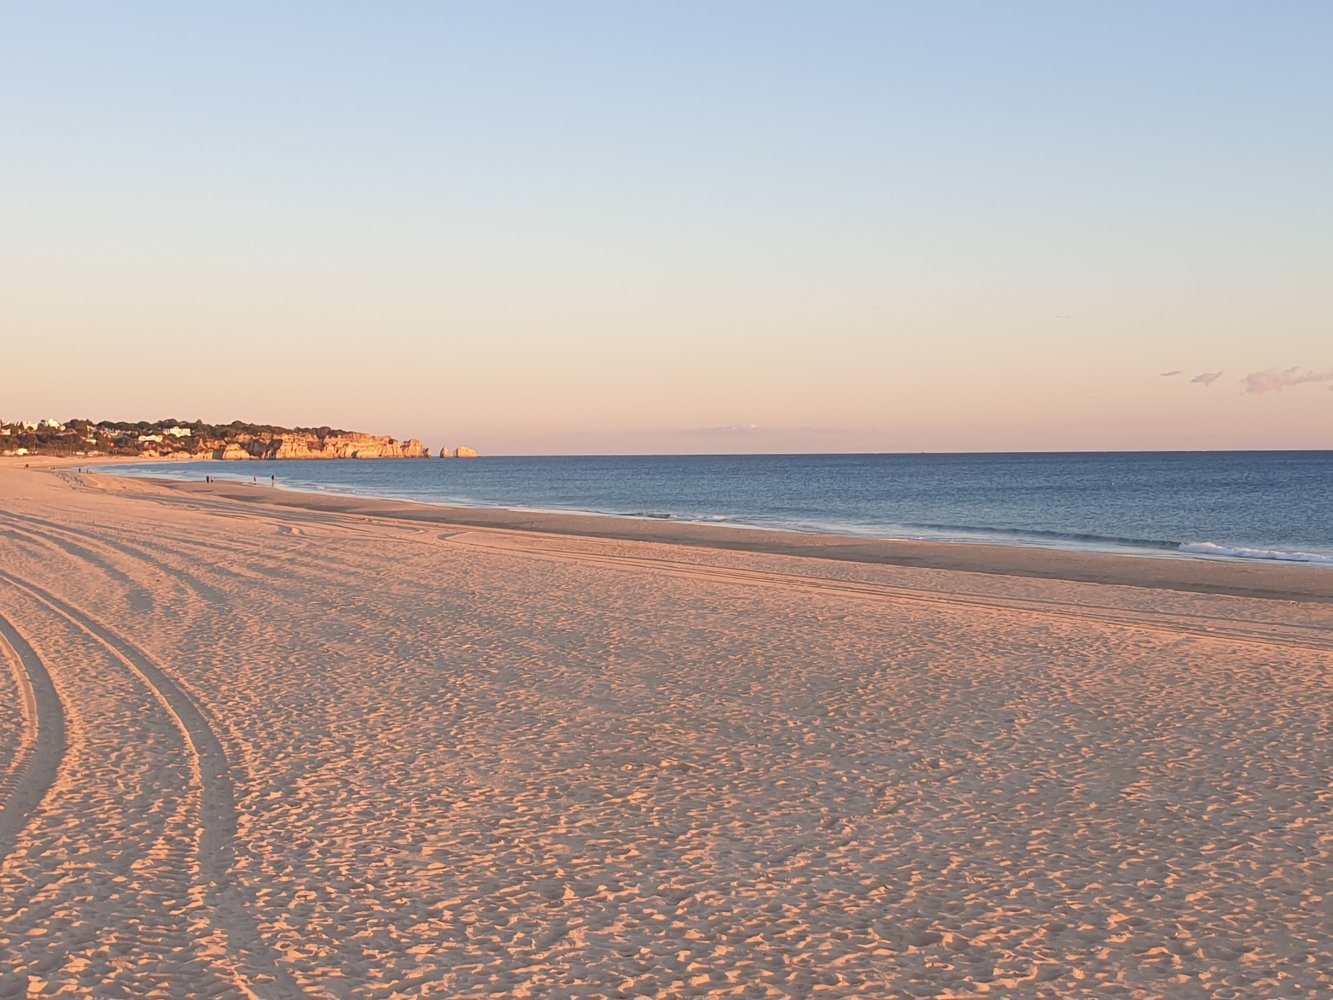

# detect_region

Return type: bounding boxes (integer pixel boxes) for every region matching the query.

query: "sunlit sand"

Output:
[1,462,1329,997]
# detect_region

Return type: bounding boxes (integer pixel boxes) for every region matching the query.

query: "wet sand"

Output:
[1,462,1329,996]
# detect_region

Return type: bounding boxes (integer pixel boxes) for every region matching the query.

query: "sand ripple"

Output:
[0,469,1329,997]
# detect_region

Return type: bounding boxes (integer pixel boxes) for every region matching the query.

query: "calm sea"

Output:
[109,452,1333,564]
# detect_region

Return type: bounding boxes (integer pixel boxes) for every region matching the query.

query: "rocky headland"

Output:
[1,419,479,461]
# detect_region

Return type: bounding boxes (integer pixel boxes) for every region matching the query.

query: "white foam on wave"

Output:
[1178,542,1333,564]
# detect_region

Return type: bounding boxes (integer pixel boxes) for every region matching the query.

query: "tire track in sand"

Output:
[0,568,304,998]
[0,613,65,861]
[0,508,345,602]
[0,509,229,607]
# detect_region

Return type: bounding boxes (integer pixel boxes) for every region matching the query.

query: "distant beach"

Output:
[1,460,1329,996]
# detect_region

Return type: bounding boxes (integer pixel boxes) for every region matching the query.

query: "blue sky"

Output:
[3,2,1330,452]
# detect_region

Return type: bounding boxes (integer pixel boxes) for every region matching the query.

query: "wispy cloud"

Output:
[1159,370,1182,377]
[1190,371,1222,386]
[686,423,764,437]
[1241,366,1333,394]
[685,424,847,437]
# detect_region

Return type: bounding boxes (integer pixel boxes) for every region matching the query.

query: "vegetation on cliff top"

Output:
[0,418,365,457]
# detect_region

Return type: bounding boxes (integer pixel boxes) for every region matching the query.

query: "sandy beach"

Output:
[1,461,1329,997]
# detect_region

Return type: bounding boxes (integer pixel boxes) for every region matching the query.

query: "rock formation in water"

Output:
[454,445,479,458]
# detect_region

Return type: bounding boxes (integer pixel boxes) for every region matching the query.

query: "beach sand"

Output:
[1,461,1329,997]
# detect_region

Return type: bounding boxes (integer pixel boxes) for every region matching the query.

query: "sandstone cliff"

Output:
[262,433,430,460]
[211,433,431,460]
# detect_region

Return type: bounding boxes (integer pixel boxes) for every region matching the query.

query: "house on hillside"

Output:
[163,426,193,437]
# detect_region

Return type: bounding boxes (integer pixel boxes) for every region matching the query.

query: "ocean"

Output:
[108,451,1333,564]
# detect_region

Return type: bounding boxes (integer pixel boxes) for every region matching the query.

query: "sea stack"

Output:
[438,447,452,458]
[455,445,479,458]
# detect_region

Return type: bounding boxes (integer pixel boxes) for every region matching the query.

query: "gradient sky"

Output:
[3,2,1330,454]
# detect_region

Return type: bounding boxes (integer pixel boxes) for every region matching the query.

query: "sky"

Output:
[2,2,1330,454]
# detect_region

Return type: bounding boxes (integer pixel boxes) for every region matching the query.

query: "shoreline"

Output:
[13,456,1333,601]
[92,455,1333,571]
[133,470,1333,603]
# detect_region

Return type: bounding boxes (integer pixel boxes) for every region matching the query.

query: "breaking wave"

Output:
[897,522,1183,552]
[1177,542,1333,564]
[623,511,736,523]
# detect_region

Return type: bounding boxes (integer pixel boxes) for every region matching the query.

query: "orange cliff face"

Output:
[210,433,432,460]
[266,433,430,459]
